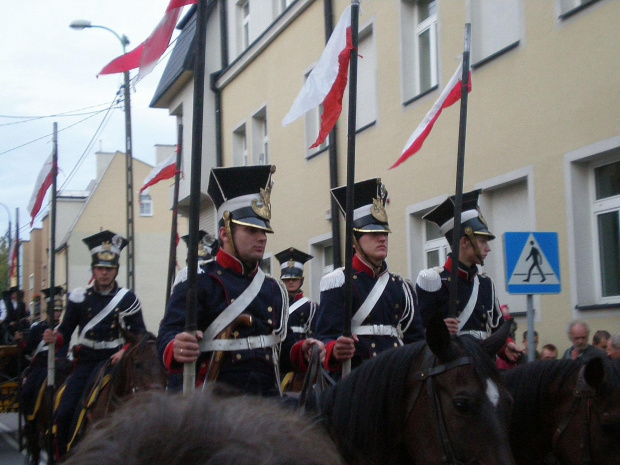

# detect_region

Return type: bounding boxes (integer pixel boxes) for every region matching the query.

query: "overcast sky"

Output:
[0,0,188,241]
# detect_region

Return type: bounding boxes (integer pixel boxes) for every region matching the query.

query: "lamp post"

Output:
[0,203,11,289]
[70,20,136,290]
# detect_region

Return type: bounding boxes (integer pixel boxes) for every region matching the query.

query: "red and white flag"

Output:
[99,0,197,80]
[8,239,18,278]
[282,6,354,148]
[27,151,56,226]
[390,63,472,169]
[139,152,179,194]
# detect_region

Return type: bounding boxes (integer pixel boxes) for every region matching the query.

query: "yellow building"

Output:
[153,0,620,354]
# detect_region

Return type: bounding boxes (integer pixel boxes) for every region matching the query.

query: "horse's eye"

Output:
[453,398,473,414]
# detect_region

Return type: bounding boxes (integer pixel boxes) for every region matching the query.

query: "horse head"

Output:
[115,330,166,396]
[405,311,515,465]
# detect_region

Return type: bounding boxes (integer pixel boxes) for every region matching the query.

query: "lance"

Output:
[166,125,183,307]
[448,24,472,319]
[184,0,208,394]
[46,122,58,464]
[341,0,359,378]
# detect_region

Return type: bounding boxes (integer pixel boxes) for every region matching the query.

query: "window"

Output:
[401,0,438,103]
[423,221,449,268]
[237,0,250,52]
[559,0,600,18]
[593,161,620,298]
[233,124,248,166]
[139,193,153,216]
[309,234,335,302]
[566,138,620,309]
[356,24,377,131]
[323,244,334,275]
[470,0,520,67]
[261,254,272,275]
[252,107,269,165]
[274,0,293,16]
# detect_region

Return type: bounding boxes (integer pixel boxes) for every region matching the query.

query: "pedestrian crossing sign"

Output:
[504,232,561,294]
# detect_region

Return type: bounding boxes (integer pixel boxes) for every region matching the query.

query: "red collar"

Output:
[216,249,259,276]
[292,291,305,302]
[444,256,478,281]
[353,254,387,278]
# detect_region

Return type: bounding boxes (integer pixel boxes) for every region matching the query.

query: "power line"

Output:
[0,101,118,122]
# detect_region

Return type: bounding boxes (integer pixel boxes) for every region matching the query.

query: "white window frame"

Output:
[558,0,600,18]
[356,22,378,131]
[309,232,334,302]
[400,0,439,103]
[565,135,620,314]
[252,107,269,165]
[303,67,329,157]
[237,0,250,53]
[139,192,153,217]
[590,159,620,302]
[233,123,248,166]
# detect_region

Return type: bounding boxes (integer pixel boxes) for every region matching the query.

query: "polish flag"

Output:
[27,151,56,226]
[282,6,354,148]
[390,63,472,170]
[139,152,179,194]
[99,0,197,79]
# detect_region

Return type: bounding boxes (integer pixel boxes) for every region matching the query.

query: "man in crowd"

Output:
[158,166,322,396]
[606,334,620,360]
[562,319,606,362]
[541,343,558,360]
[314,178,424,377]
[416,190,522,362]
[592,329,610,351]
[43,230,146,456]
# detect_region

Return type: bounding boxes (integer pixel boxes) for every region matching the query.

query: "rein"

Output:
[408,348,473,465]
[551,365,595,465]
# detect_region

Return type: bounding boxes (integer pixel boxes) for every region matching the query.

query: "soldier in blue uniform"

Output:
[43,230,145,456]
[416,190,522,361]
[16,287,70,433]
[275,247,319,392]
[314,178,425,376]
[158,166,323,397]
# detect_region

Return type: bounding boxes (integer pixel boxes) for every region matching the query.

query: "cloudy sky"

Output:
[0,0,189,240]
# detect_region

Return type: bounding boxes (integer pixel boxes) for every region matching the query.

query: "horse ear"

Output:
[480,320,511,358]
[583,356,606,390]
[426,311,453,361]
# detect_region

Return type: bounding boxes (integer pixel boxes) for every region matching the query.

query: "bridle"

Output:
[406,348,474,465]
[550,365,596,465]
[113,334,159,398]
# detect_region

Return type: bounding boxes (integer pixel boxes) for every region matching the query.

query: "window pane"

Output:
[597,211,620,297]
[427,249,440,268]
[324,245,334,268]
[425,221,442,241]
[417,28,432,93]
[261,258,271,275]
[595,161,620,200]
[417,0,437,22]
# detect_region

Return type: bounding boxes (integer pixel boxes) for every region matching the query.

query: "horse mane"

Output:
[502,357,620,432]
[320,335,497,464]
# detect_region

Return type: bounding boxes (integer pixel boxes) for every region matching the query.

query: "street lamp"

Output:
[70,20,136,290]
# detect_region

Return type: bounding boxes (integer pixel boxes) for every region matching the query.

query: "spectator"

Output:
[607,334,620,360]
[562,320,606,362]
[520,329,540,363]
[540,343,558,360]
[592,330,611,351]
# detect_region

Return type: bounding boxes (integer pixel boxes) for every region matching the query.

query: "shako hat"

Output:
[207,165,276,233]
[41,286,64,311]
[275,247,313,280]
[423,189,495,245]
[180,230,218,260]
[83,230,128,268]
[331,178,391,233]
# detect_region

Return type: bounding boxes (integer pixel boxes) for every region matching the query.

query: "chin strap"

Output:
[223,211,237,258]
[464,227,484,266]
[353,235,383,275]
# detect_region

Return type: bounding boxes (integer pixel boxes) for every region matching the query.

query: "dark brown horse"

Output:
[502,356,620,465]
[67,331,166,454]
[319,313,516,465]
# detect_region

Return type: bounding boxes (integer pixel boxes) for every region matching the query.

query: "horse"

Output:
[63,387,345,465]
[502,356,620,465]
[319,312,516,465]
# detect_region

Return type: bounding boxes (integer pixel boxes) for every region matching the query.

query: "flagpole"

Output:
[14,210,19,289]
[448,24,471,319]
[184,0,208,394]
[341,0,359,378]
[166,125,183,306]
[46,122,58,464]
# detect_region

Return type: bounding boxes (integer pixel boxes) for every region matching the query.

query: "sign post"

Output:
[504,232,561,362]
